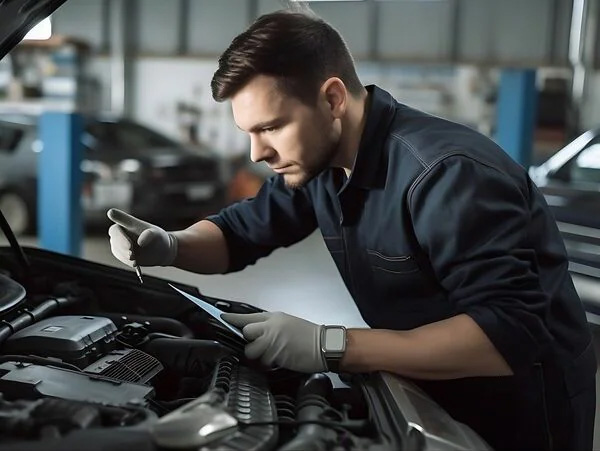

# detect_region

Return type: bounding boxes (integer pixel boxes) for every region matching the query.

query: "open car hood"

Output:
[0,0,68,60]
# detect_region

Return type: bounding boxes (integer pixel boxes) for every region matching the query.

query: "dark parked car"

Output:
[529,128,600,313]
[0,115,226,234]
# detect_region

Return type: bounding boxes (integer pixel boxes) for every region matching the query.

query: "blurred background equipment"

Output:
[2,36,99,112]
[0,114,225,235]
[3,0,599,206]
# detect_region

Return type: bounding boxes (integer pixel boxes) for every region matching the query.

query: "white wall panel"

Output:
[309,2,370,59]
[188,0,250,55]
[378,1,454,61]
[138,0,181,54]
[458,0,560,65]
[582,73,600,129]
[555,0,573,65]
[52,0,105,49]
[258,0,285,16]
[456,0,494,62]
[491,0,552,64]
[253,1,370,58]
[52,0,577,66]
[132,58,248,155]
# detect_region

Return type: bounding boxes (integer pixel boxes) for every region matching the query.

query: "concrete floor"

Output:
[1,231,599,448]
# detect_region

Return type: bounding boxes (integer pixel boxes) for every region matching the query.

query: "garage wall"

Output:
[131,57,249,155]
[583,74,600,130]
[187,0,250,55]
[137,0,182,54]
[258,0,372,59]
[53,0,576,66]
[48,0,600,150]
[52,0,107,50]
[127,59,496,157]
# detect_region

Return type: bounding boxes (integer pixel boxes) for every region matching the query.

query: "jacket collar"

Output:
[346,85,396,189]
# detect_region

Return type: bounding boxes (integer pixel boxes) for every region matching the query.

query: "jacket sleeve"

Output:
[205,175,317,272]
[408,155,554,372]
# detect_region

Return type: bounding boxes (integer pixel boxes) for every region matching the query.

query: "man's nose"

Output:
[250,135,273,163]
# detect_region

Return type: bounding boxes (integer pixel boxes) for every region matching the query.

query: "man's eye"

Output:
[263,126,277,133]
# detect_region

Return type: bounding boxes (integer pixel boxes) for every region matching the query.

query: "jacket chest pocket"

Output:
[367,250,439,311]
[367,250,419,274]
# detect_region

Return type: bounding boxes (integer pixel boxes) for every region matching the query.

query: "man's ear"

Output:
[320,78,347,119]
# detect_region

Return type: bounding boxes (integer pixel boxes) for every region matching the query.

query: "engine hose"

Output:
[142,337,232,375]
[0,296,77,345]
[295,394,330,413]
[100,313,193,339]
[0,355,81,372]
[0,210,31,286]
[279,374,338,451]
[0,328,10,343]
[275,395,296,422]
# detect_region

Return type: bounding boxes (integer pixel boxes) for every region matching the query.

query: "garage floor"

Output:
[1,231,599,448]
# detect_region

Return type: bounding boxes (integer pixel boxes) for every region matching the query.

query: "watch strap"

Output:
[325,354,342,373]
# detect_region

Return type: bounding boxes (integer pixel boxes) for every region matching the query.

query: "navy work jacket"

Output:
[207,86,595,443]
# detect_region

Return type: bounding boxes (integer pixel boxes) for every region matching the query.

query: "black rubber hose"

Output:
[0,327,12,344]
[0,296,77,345]
[0,355,81,372]
[0,209,30,286]
[29,296,78,320]
[100,313,193,339]
[0,274,26,313]
[142,337,232,375]
[279,374,337,451]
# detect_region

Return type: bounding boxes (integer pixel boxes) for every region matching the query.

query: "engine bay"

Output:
[0,238,490,450]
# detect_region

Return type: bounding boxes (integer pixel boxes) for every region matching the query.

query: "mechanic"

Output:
[107,9,596,451]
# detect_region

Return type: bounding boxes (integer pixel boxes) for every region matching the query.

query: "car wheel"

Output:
[0,192,32,236]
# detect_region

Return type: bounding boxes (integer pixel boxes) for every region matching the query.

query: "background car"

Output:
[0,114,226,235]
[529,128,600,312]
[226,155,272,204]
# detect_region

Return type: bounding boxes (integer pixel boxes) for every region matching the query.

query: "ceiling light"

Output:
[24,18,52,40]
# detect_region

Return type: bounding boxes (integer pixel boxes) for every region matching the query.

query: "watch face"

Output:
[325,328,345,352]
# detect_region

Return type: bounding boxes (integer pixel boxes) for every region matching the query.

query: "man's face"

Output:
[231,75,340,189]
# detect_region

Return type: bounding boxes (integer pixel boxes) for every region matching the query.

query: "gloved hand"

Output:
[221,312,327,373]
[107,208,178,267]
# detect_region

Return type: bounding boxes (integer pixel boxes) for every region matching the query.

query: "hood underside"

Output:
[0,0,68,60]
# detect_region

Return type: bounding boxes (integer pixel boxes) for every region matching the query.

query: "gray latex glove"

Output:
[107,208,178,267]
[221,312,327,373]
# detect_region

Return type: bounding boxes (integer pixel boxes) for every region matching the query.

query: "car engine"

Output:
[0,217,490,450]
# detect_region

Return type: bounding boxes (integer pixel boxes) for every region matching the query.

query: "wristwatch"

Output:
[320,325,347,373]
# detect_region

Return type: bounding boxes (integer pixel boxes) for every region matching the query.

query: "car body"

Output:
[226,155,273,203]
[0,115,226,234]
[529,128,600,316]
[0,244,490,451]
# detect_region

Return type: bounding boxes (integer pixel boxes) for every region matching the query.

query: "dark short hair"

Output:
[211,10,363,104]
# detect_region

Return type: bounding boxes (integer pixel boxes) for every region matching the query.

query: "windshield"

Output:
[85,121,179,150]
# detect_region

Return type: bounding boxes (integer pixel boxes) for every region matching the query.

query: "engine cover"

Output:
[0,361,154,405]
[3,316,117,367]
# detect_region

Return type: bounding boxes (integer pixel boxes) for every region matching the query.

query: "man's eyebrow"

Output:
[244,119,281,133]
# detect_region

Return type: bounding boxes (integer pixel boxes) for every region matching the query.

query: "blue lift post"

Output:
[495,69,538,169]
[38,112,83,257]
